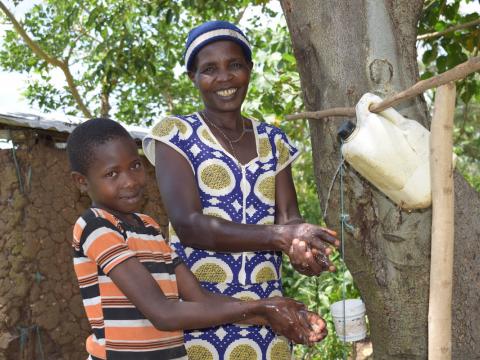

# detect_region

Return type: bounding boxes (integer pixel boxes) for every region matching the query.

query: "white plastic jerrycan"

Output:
[339,93,434,209]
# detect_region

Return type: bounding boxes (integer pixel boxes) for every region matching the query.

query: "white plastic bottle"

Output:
[338,93,434,209]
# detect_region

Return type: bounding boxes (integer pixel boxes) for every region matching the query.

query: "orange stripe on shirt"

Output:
[137,214,161,229]
[107,337,185,350]
[84,231,126,260]
[127,237,173,252]
[74,261,98,278]
[86,335,106,359]
[102,252,135,275]
[84,303,103,319]
[98,279,178,297]
[106,326,184,341]
[94,209,120,228]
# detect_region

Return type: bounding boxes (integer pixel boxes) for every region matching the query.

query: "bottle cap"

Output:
[337,121,356,141]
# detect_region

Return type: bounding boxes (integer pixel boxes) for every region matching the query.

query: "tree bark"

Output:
[281,1,480,359]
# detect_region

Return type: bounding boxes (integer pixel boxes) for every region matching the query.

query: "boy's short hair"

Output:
[67,117,132,175]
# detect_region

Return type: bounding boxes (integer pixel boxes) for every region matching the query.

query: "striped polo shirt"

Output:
[72,208,187,360]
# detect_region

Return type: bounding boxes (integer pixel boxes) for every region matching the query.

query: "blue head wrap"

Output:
[184,20,252,71]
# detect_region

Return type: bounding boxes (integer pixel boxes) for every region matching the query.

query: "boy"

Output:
[67,118,327,360]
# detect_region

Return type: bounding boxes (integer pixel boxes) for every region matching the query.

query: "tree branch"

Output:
[100,88,111,118]
[235,6,248,24]
[0,1,62,67]
[60,61,92,118]
[286,56,480,120]
[0,1,92,118]
[286,107,356,120]
[417,18,480,41]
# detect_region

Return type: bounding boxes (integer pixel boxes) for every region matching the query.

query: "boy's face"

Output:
[72,137,146,215]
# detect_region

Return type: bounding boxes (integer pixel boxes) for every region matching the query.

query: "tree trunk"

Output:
[280,1,480,359]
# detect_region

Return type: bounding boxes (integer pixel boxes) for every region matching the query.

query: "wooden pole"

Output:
[428,83,456,360]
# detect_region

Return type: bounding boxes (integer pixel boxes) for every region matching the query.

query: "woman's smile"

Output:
[216,87,238,97]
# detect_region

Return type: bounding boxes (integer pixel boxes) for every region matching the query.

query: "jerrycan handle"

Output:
[357,93,405,127]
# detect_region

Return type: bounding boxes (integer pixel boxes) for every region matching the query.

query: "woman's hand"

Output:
[275,165,339,276]
[258,297,327,345]
[285,223,339,276]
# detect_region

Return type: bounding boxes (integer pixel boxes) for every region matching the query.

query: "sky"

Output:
[0,1,478,117]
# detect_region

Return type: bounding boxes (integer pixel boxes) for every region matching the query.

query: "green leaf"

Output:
[436,55,448,72]
[422,48,438,65]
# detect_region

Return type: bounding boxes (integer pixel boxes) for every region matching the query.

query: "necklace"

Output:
[201,111,246,164]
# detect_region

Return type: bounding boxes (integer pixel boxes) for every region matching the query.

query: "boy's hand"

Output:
[258,297,306,344]
[259,297,328,345]
[299,310,328,343]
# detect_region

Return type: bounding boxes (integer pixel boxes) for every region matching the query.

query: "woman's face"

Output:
[188,40,253,114]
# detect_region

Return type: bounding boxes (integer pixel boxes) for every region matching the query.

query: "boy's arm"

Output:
[108,257,259,330]
[174,263,267,326]
[108,257,320,344]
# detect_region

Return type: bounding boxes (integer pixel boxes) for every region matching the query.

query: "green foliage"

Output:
[453,100,480,191]
[419,0,480,192]
[419,0,479,102]
[0,0,267,122]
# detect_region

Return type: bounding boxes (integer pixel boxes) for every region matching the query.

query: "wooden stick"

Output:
[428,83,456,360]
[286,56,479,120]
[370,57,477,113]
[417,18,480,41]
[286,107,356,120]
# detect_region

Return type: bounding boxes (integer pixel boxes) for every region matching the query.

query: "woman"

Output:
[143,20,339,360]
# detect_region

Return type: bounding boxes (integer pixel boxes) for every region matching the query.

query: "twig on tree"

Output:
[286,56,480,120]
[100,88,111,118]
[417,18,480,41]
[288,107,356,120]
[235,7,247,24]
[0,1,93,118]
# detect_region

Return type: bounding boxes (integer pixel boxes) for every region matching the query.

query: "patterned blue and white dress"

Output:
[143,112,299,360]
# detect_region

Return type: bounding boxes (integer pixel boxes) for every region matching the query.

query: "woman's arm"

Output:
[108,258,325,345]
[154,141,338,256]
[273,163,304,225]
[275,163,337,275]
